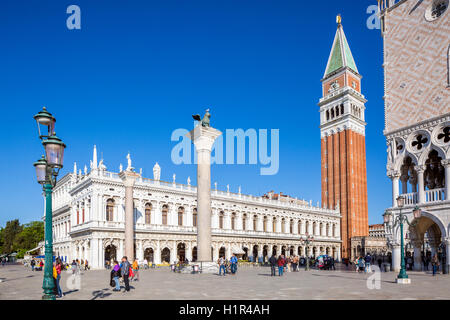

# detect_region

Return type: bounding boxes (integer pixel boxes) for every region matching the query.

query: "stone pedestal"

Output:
[187,125,222,271]
[119,170,140,262]
[396,278,411,284]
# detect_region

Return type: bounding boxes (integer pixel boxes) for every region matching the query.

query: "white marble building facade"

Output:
[50,147,341,269]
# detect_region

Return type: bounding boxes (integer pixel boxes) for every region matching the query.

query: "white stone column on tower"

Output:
[442,160,450,200]
[92,145,98,176]
[415,165,426,204]
[119,167,140,262]
[389,171,401,207]
[187,124,222,270]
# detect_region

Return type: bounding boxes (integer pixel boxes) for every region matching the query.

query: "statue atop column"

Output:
[126,153,134,172]
[192,108,211,127]
[153,162,161,181]
[187,176,191,186]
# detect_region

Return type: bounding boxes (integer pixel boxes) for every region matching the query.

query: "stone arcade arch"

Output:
[161,247,170,263]
[144,247,154,263]
[177,243,186,262]
[104,245,116,264]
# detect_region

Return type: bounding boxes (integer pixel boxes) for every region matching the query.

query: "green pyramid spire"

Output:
[323,20,359,78]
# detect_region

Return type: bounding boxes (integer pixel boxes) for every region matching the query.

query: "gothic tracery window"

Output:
[242,214,247,231]
[231,212,236,230]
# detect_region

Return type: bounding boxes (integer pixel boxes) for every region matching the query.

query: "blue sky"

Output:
[0,0,389,227]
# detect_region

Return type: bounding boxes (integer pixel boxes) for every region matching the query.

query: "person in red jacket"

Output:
[277,255,286,276]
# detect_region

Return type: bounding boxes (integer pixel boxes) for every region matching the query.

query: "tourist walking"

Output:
[277,255,285,276]
[30,259,35,271]
[269,254,277,276]
[85,260,89,270]
[357,256,365,273]
[131,259,139,281]
[111,261,121,291]
[120,256,131,292]
[330,256,336,270]
[218,256,226,276]
[431,253,440,276]
[377,257,382,270]
[54,258,64,298]
[230,254,238,275]
[364,254,372,273]
[71,260,77,274]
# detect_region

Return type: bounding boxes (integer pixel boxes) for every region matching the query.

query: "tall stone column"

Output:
[389,171,401,207]
[442,160,450,200]
[412,241,422,271]
[119,170,140,261]
[391,244,401,272]
[415,165,426,204]
[187,125,222,264]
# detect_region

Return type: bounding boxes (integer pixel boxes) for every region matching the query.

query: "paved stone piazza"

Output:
[0,264,449,300]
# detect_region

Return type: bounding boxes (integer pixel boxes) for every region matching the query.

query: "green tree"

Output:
[14,221,44,258]
[2,219,22,254]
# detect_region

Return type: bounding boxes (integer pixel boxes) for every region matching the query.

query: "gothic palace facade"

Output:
[50,147,342,269]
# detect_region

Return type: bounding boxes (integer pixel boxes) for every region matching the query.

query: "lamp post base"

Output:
[396,277,411,284]
[42,293,56,300]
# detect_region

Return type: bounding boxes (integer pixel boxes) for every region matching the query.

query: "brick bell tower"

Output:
[319,15,369,259]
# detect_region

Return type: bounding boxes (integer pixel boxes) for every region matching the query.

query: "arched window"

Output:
[273,217,277,232]
[340,104,344,115]
[253,215,258,231]
[335,106,339,117]
[242,214,247,231]
[178,207,184,226]
[281,218,286,233]
[326,110,330,121]
[298,220,302,234]
[263,216,267,232]
[231,212,236,230]
[162,205,168,225]
[193,208,197,227]
[331,109,334,119]
[313,222,317,235]
[290,219,294,234]
[106,199,114,222]
[145,203,152,224]
[305,221,309,234]
[219,211,224,229]
[326,223,330,236]
[320,223,323,236]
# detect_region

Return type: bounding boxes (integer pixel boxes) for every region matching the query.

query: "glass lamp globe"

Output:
[33,156,47,184]
[33,107,55,138]
[396,195,405,208]
[42,134,66,168]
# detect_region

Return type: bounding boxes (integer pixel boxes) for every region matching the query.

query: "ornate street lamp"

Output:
[384,196,421,283]
[33,107,66,300]
[300,233,314,271]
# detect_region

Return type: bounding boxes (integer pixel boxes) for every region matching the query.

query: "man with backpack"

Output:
[364,254,372,273]
[269,254,277,276]
[218,256,226,276]
[230,254,238,275]
[120,256,132,292]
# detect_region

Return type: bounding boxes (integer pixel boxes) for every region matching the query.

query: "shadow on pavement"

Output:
[91,289,112,300]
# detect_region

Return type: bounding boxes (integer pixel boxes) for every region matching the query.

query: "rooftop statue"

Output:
[192,108,211,127]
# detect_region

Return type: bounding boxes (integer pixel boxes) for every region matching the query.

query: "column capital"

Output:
[187,125,222,153]
[387,170,401,179]
[441,159,450,167]
[414,165,427,173]
[119,170,140,187]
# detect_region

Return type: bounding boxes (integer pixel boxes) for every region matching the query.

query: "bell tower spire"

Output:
[319,17,369,260]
